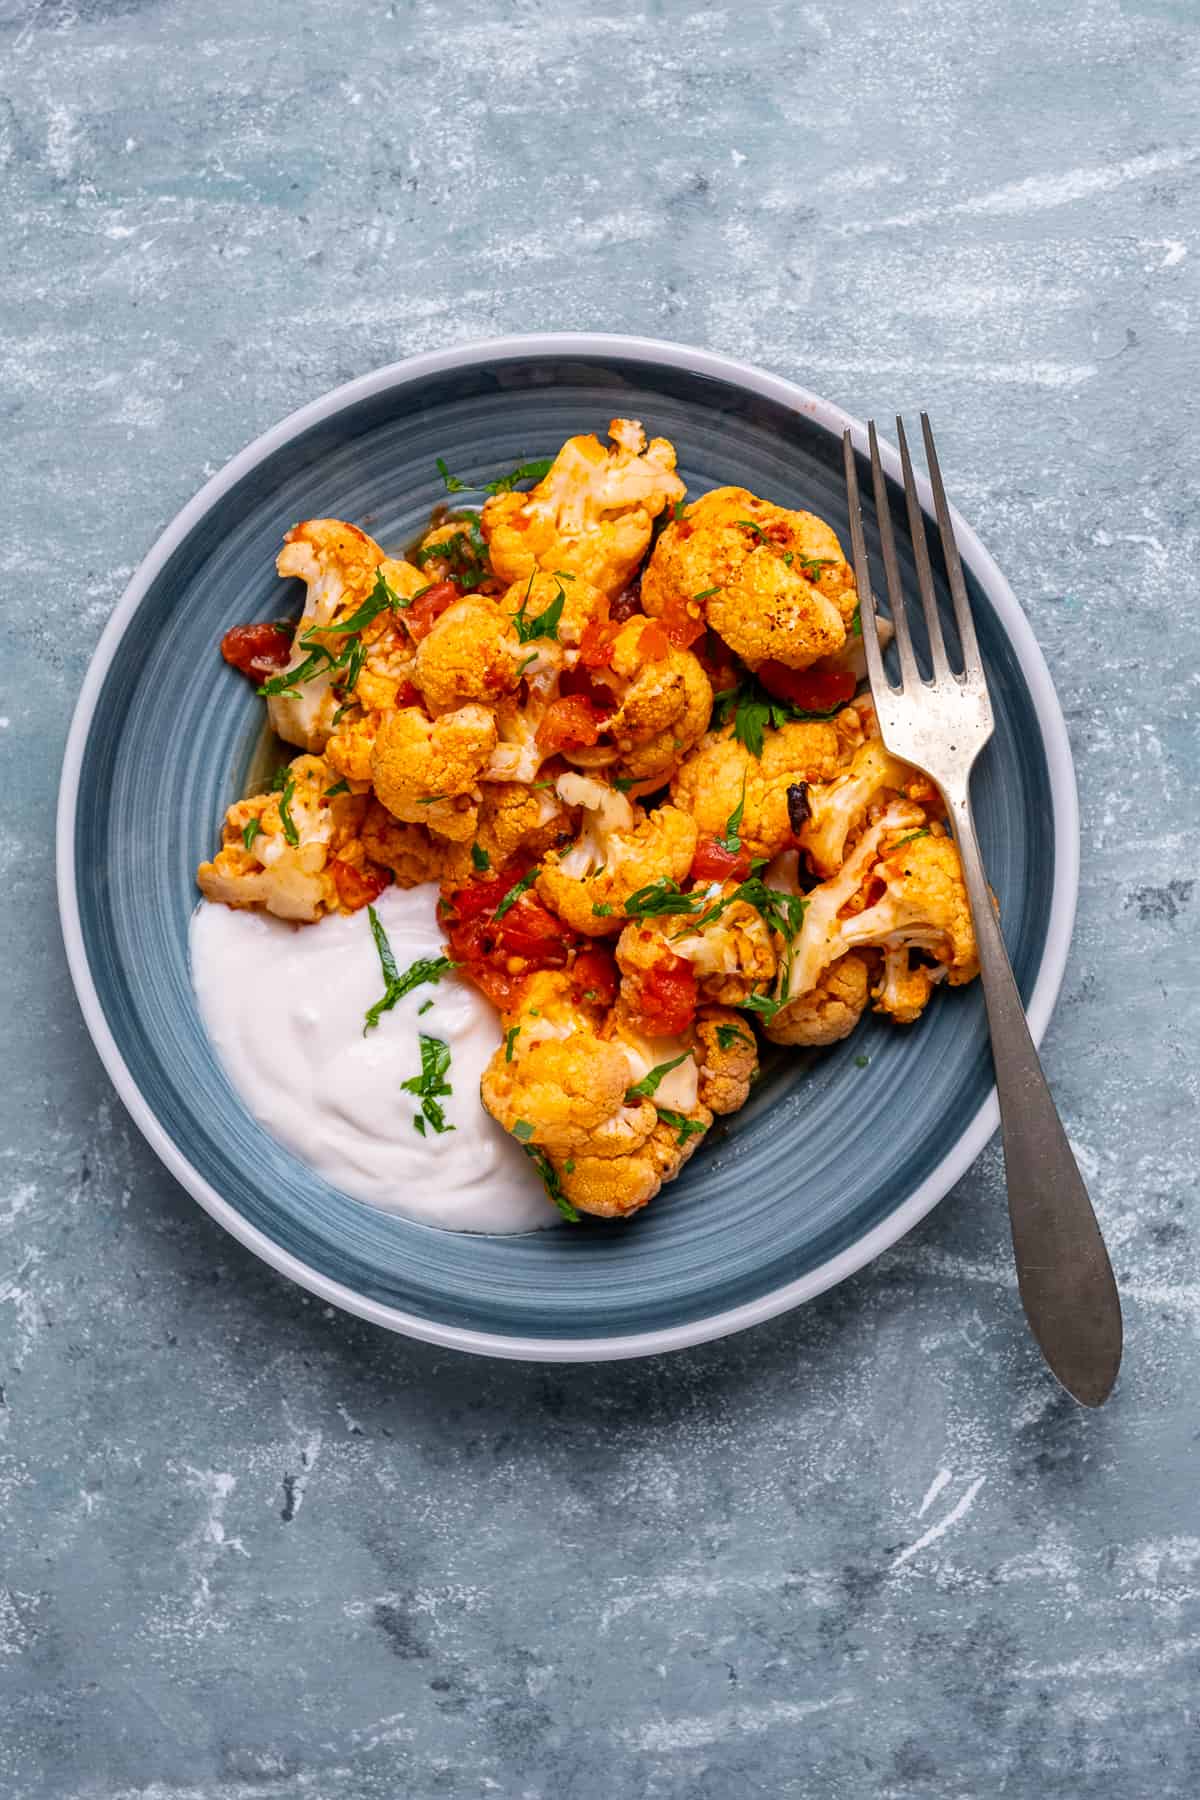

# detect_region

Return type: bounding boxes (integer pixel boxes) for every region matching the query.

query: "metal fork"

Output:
[842,415,1122,1407]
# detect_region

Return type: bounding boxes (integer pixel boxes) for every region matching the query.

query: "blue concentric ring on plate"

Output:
[57,335,1078,1360]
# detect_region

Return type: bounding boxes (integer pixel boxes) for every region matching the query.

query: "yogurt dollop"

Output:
[189,884,557,1234]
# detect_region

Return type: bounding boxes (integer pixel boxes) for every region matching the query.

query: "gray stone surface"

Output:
[3,0,1199,1793]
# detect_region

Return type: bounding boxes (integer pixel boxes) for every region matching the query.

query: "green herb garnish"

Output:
[523,1145,580,1222]
[324,780,350,798]
[798,556,834,581]
[714,675,844,757]
[401,1034,454,1135]
[736,518,769,543]
[335,568,411,633]
[485,457,554,494]
[693,585,721,600]
[471,843,490,872]
[412,516,490,592]
[512,1119,535,1143]
[672,499,688,522]
[854,1053,869,1069]
[851,603,862,638]
[330,703,351,728]
[257,646,331,698]
[626,1051,692,1100]
[491,868,539,923]
[622,878,702,920]
[363,908,459,1034]
[515,650,539,677]
[716,1023,753,1052]
[504,1025,520,1062]
[277,773,299,846]
[512,580,566,645]
[419,999,433,1015]
[436,456,468,493]
[890,828,931,850]
[740,990,791,1025]
[715,775,746,855]
[242,818,262,850]
[655,1108,709,1146]
[591,901,614,918]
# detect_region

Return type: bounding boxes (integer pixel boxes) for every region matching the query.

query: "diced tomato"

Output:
[403,581,461,642]
[442,862,572,991]
[626,951,698,1037]
[637,620,671,662]
[459,963,530,1009]
[578,618,620,667]
[495,895,567,961]
[220,620,293,683]
[755,661,857,713]
[444,866,521,923]
[659,608,706,650]
[570,947,619,1009]
[690,835,752,885]
[330,857,391,912]
[536,694,611,755]
[394,679,422,709]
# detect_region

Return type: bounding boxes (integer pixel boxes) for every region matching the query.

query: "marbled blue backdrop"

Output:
[2,1,1198,1795]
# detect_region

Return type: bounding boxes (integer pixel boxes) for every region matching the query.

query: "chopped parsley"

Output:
[492,867,539,923]
[512,1119,535,1143]
[485,457,554,494]
[471,842,490,872]
[740,990,791,1025]
[798,556,834,582]
[736,517,769,543]
[418,999,433,1016]
[363,907,458,1034]
[335,567,411,632]
[656,1107,709,1146]
[258,573,403,698]
[591,901,614,918]
[515,650,539,678]
[504,1025,520,1062]
[891,827,931,850]
[854,1053,870,1069]
[436,456,468,493]
[622,878,702,920]
[851,603,863,638]
[242,818,262,851]
[523,1145,580,1222]
[672,499,688,522]
[716,1023,753,1052]
[693,585,721,600]
[401,1034,454,1136]
[330,703,351,729]
[715,775,746,855]
[714,674,844,757]
[417,793,446,806]
[257,645,330,698]
[277,772,299,846]
[269,765,290,791]
[613,774,640,793]
[324,779,350,798]
[512,575,566,645]
[626,1051,692,1100]
[412,516,490,592]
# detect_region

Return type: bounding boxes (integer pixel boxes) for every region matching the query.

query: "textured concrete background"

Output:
[4,0,1200,1794]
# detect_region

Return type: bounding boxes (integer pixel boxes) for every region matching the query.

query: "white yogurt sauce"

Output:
[189,884,558,1234]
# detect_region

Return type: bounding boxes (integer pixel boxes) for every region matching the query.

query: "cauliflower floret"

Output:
[482,420,685,599]
[414,597,521,713]
[441,781,574,886]
[547,1111,712,1220]
[670,720,843,861]
[693,1005,759,1112]
[370,703,498,842]
[642,486,857,670]
[840,828,980,999]
[618,891,776,1008]
[358,798,453,888]
[481,980,657,1156]
[783,802,925,1000]
[873,945,947,1025]
[796,737,925,877]
[197,755,351,922]
[496,570,608,655]
[410,515,495,593]
[764,953,872,1046]
[537,773,698,936]
[598,618,713,786]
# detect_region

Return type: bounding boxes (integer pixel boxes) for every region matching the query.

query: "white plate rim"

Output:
[56,331,1079,1362]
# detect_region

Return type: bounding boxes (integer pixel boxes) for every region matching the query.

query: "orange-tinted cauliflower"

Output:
[370,703,497,842]
[196,755,360,922]
[642,486,857,670]
[546,1112,711,1220]
[796,736,927,877]
[358,798,453,888]
[617,893,776,1008]
[670,720,843,861]
[536,773,698,936]
[764,952,873,1046]
[482,419,685,599]
[840,829,980,1018]
[413,597,522,713]
[693,1006,759,1112]
[599,618,713,786]
[495,570,608,656]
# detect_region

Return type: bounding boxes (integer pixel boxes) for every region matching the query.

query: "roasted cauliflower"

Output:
[598,618,713,786]
[671,719,843,861]
[642,486,857,671]
[413,596,522,713]
[536,773,698,936]
[197,755,360,922]
[370,703,498,842]
[482,419,685,598]
[764,952,873,1046]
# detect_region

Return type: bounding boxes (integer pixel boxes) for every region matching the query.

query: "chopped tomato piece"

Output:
[394,679,422,709]
[659,608,706,650]
[755,661,857,712]
[330,857,391,912]
[495,895,567,961]
[690,836,752,885]
[403,581,461,642]
[536,694,611,755]
[637,620,671,662]
[626,951,698,1037]
[578,618,620,668]
[570,947,619,1009]
[442,862,572,991]
[220,620,293,683]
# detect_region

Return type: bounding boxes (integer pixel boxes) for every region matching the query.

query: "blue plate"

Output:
[56,335,1078,1360]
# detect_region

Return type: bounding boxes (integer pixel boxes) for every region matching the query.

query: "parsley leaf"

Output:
[471,842,490,872]
[655,1108,709,1146]
[512,1119,535,1143]
[335,567,411,633]
[716,1023,753,1052]
[626,1051,692,1100]
[491,868,539,923]
[277,773,300,846]
[740,990,791,1025]
[714,675,844,757]
[257,645,332,698]
[693,585,721,600]
[854,1053,870,1069]
[436,456,468,493]
[242,818,262,850]
[851,603,862,638]
[485,457,554,495]
[890,827,931,850]
[716,774,746,855]
[736,517,769,543]
[504,1025,520,1062]
[363,908,458,1034]
[622,878,702,920]
[324,779,350,798]
[591,901,613,918]
[522,1144,580,1222]
[412,516,490,592]
[672,499,688,522]
[512,579,566,645]
[798,556,834,581]
[401,1033,454,1135]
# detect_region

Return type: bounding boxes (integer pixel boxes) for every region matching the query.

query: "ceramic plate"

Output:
[57,334,1078,1360]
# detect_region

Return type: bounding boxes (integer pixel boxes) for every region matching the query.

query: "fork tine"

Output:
[868,420,921,691]
[896,416,951,683]
[920,412,982,677]
[842,429,889,696]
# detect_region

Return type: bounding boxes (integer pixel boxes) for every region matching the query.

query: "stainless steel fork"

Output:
[843,415,1122,1407]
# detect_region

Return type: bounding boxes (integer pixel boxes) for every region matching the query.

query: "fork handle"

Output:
[943,784,1123,1405]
